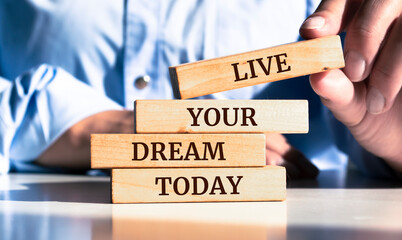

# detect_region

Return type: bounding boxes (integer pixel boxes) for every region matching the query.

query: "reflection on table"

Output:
[1,170,401,240]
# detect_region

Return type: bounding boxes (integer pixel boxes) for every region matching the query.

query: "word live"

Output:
[232,53,291,82]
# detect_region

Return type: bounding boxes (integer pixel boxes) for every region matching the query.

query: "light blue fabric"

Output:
[0,0,395,177]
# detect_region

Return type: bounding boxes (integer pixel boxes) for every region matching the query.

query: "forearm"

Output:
[0,65,123,172]
[36,110,134,169]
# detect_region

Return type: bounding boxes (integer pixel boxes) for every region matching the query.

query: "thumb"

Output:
[300,0,360,39]
[309,69,367,127]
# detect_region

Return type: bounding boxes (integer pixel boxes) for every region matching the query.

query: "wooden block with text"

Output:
[135,100,308,133]
[112,166,285,203]
[91,134,266,168]
[169,35,344,99]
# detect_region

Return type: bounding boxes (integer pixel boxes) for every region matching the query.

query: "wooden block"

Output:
[170,35,344,99]
[111,166,286,203]
[91,134,266,168]
[135,99,308,133]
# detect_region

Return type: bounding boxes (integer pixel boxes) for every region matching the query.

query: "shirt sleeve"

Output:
[0,64,122,173]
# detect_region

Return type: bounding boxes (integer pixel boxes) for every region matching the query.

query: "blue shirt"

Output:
[0,0,396,177]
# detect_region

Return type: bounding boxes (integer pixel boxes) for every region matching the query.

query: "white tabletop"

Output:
[1,170,401,240]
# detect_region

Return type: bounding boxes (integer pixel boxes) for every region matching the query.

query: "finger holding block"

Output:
[169,35,344,99]
[112,167,286,203]
[91,134,266,168]
[135,100,308,133]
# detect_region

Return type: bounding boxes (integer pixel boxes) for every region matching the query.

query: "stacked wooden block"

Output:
[90,36,344,203]
[92,100,308,203]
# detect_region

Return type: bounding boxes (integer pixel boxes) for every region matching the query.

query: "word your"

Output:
[187,107,257,127]
[231,53,291,82]
[155,176,243,196]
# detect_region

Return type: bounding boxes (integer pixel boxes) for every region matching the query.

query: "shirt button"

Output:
[134,75,150,89]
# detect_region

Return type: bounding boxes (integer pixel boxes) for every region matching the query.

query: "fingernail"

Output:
[367,86,385,114]
[345,51,366,81]
[301,16,326,29]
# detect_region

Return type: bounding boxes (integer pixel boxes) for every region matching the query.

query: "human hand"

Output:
[265,133,319,179]
[37,110,134,169]
[300,0,402,171]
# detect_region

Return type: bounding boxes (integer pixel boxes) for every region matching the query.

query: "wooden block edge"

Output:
[111,169,115,203]
[169,35,343,70]
[134,100,137,133]
[169,67,181,99]
[90,134,96,169]
[305,99,309,134]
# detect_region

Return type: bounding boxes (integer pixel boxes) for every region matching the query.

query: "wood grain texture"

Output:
[91,134,266,168]
[169,35,344,99]
[112,218,285,240]
[135,100,308,133]
[111,167,286,203]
